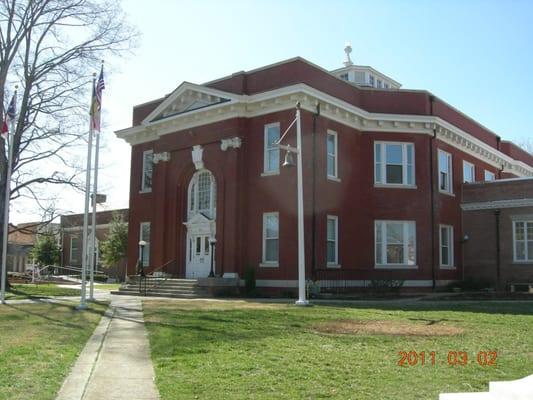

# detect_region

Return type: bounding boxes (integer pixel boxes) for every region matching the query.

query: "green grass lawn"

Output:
[0,301,107,400]
[6,284,81,300]
[143,300,533,400]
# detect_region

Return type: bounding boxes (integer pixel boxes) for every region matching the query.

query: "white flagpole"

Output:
[78,74,96,310]
[89,61,104,301]
[89,128,100,301]
[0,86,17,304]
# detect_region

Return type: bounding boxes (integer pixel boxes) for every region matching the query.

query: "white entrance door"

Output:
[186,234,212,278]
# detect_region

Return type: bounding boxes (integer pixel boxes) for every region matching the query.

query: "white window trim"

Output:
[327,130,339,181]
[512,220,533,263]
[374,220,417,269]
[261,212,279,267]
[69,236,79,264]
[484,170,496,181]
[439,224,455,269]
[327,215,339,267]
[139,222,150,267]
[140,150,153,193]
[438,149,453,195]
[463,160,475,183]
[263,122,280,175]
[187,170,216,219]
[374,141,416,187]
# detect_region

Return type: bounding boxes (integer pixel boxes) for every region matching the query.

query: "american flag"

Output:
[2,93,17,137]
[90,65,105,132]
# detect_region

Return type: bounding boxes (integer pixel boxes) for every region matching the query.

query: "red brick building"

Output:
[61,209,128,278]
[462,179,533,289]
[116,54,533,290]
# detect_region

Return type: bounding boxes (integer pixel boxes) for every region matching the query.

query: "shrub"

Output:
[370,279,405,292]
[447,277,493,291]
[244,266,256,293]
[31,234,60,266]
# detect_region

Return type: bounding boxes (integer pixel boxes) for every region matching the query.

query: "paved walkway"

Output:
[55,296,160,400]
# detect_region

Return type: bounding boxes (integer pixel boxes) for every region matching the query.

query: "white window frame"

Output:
[438,149,453,194]
[261,212,279,267]
[69,236,79,264]
[513,220,533,262]
[369,74,375,86]
[326,130,339,181]
[484,170,495,181]
[439,225,454,269]
[374,220,417,269]
[141,150,153,193]
[374,141,415,187]
[326,215,339,267]
[463,161,475,183]
[263,122,280,175]
[187,170,216,219]
[139,222,151,267]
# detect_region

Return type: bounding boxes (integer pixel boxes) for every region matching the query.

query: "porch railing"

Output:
[140,259,176,295]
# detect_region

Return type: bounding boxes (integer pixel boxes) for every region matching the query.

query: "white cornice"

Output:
[461,198,533,211]
[115,83,533,176]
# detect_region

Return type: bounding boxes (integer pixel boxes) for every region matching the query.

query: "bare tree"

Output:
[0,0,136,288]
[516,138,533,156]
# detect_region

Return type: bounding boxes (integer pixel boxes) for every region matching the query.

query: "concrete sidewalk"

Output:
[56,296,160,400]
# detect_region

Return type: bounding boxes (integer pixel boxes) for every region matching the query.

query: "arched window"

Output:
[188,170,216,218]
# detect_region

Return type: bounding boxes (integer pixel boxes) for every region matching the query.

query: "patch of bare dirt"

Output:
[313,319,464,337]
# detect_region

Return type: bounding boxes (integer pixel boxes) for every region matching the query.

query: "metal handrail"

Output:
[143,259,176,293]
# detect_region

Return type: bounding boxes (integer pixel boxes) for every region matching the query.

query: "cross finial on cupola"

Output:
[343,42,353,67]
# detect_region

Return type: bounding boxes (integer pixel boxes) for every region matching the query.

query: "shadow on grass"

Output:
[3,300,108,330]
[309,299,533,316]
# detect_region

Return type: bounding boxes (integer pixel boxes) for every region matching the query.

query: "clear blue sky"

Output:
[13,0,533,222]
[114,0,533,140]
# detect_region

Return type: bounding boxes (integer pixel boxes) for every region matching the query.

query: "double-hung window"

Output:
[484,170,495,181]
[374,142,415,186]
[513,221,533,262]
[375,221,416,267]
[463,161,475,183]
[263,123,280,174]
[141,150,153,192]
[140,222,151,267]
[327,131,338,179]
[438,150,453,194]
[70,236,80,264]
[439,225,454,268]
[327,216,338,266]
[262,213,279,265]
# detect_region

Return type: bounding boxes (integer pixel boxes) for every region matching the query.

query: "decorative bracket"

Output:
[220,137,242,151]
[152,151,171,164]
[192,145,204,170]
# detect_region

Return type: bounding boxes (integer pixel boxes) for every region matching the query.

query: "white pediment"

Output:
[184,212,214,226]
[142,82,238,124]
[183,212,216,235]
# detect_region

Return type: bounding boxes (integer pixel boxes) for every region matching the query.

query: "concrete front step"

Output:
[111,290,203,299]
[114,278,210,298]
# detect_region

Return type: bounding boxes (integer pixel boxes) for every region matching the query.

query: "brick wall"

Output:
[462,180,533,288]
